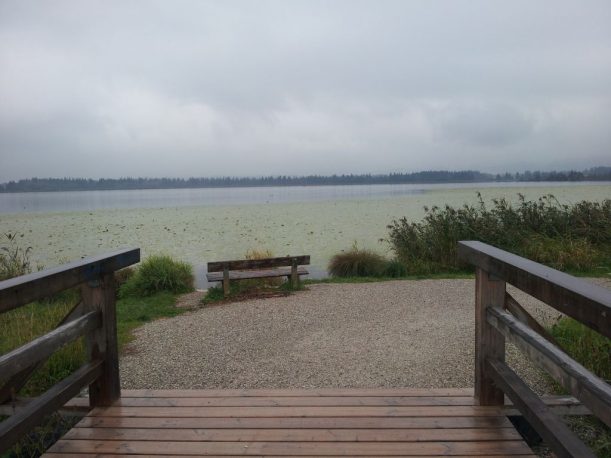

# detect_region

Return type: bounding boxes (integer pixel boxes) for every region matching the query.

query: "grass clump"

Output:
[328,243,408,279]
[0,232,32,281]
[328,244,386,278]
[548,317,611,456]
[386,194,611,275]
[119,255,194,297]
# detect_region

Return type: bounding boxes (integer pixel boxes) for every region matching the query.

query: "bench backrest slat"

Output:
[208,255,310,272]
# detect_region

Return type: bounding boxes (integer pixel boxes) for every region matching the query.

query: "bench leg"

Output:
[223,268,230,297]
[290,264,299,289]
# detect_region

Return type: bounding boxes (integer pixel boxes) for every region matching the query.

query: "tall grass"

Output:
[328,244,386,277]
[0,232,32,281]
[548,318,611,456]
[386,194,611,274]
[328,243,407,278]
[119,254,194,297]
[0,290,85,397]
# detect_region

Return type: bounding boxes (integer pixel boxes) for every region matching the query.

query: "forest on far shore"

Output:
[1,167,610,193]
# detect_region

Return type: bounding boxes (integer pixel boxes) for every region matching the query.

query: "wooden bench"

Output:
[206,255,310,296]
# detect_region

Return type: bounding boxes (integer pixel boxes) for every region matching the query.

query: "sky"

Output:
[0,0,610,182]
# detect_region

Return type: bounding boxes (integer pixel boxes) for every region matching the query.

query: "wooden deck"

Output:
[44,388,535,457]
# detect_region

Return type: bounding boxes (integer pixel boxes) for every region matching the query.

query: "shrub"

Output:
[120,255,194,297]
[383,259,408,278]
[328,244,386,277]
[0,232,32,280]
[114,267,135,289]
[386,194,611,274]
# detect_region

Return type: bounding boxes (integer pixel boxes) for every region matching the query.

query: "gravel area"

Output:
[120,278,610,392]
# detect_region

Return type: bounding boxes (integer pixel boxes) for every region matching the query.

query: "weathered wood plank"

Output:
[87,405,508,418]
[207,267,309,282]
[0,301,85,405]
[74,415,514,429]
[109,396,478,407]
[504,293,560,347]
[458,241,611,338]
[0,397,90,416]
[43,452,537,458]
[487,359,594,458]
[120,388,475,398]
[82,273,120,407]
[474,268,505,406]
[63,427,522,442]
[0,311,99,381]
[46,439,533,455]
[0,361,102,454]
[487,306,611,427]
[207,256,310,272]
[0,248,140,313]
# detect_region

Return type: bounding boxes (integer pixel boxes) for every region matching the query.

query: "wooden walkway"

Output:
[44,388,535,457]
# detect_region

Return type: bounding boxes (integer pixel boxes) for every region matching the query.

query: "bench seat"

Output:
[206,266,309,282]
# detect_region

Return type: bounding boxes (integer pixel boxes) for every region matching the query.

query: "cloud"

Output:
[0,0,610,181]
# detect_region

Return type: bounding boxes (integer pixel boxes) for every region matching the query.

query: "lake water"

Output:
[1,182,609,288]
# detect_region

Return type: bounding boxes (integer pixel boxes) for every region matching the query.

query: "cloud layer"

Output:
[1,0,610,181]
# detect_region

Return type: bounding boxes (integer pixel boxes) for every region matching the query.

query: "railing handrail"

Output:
[458,240,610,458]
[458,240,611,338]
[0,248,140,453]
[0,248,140,314]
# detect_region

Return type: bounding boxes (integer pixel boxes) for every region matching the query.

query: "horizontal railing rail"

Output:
[0,248,140,453]
[458,241,611,458]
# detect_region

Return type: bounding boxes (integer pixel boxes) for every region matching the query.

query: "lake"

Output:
[1,182,609,287]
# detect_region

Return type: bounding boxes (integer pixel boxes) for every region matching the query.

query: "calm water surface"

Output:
[2,181,609,214]
[1,182,609,287]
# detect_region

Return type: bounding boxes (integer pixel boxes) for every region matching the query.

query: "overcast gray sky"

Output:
[1,0,610,181]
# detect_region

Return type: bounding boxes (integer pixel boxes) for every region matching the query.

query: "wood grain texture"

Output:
[487,359,594,458]
[0,311,99,381]
[207,267,309,282]
[207,256,310,272]
[0,361,101,454]
[42,389,534,456]
[474,268,505,406]
[487,306,611,428]
[458,241,611,338]
[0,248,140,313]
[82,273,121,407]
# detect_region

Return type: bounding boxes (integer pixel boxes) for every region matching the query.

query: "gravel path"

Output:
[120,278,609,392]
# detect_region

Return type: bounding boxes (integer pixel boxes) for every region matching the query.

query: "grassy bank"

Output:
[0,252,194,456]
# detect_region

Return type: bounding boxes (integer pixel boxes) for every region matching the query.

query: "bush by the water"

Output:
[328,245,393,278]
[386,194,611,274]
[120,255,194,297]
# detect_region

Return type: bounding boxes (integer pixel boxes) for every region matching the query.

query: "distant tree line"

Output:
[1,167,609,193]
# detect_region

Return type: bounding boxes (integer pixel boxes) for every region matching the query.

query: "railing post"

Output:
[475,267,505,405]
[81,272,120,407]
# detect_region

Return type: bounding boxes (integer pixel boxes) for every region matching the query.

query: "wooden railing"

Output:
[458,241,611,458]
[0,248,140,453]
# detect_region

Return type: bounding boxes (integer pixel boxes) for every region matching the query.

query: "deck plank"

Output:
[43,389,534,457]
[63,427,522,442]
[47,439,533,455]
[112,396,478,407]
[121,389,474,398]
